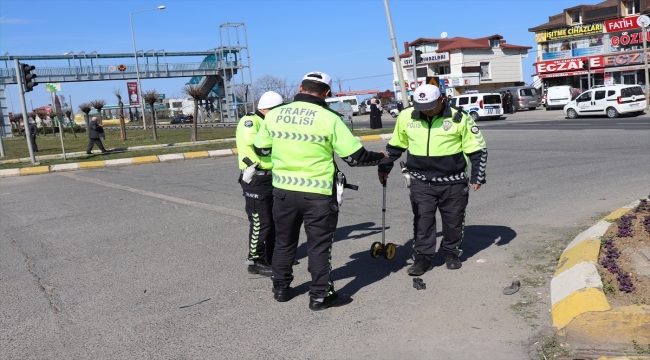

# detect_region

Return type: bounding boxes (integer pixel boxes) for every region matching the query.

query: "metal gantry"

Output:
[0,23,254,136]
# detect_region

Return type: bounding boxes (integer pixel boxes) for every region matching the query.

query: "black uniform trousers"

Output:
[409,179,469,259]
[271,188,339,299]
[239,173,275,263]
[87,138,106,153]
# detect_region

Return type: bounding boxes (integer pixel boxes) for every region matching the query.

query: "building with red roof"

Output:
[388,34,531,98]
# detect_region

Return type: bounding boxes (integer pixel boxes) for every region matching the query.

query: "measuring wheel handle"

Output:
[370,242,384,259]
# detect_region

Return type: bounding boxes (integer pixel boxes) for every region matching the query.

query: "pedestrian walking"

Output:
[24,120,38,152]
[236,91,285,277]
[254,71,387,310]
[86,116,107,154]
[396,100,404,112]
[378,84,487,275]
[505,90,514,114]
[369,98,382,129]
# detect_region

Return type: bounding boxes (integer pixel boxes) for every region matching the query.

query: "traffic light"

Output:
[582,60,590,71]
[21,63,38,92]
[414,49,423,64]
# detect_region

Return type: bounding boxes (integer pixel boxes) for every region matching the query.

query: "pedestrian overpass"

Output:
[0,23,252,137]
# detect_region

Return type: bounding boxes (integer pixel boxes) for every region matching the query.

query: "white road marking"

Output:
[59,172,247,219]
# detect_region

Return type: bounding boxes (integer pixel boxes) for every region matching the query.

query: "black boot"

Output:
[407,257,432,276]
[272,286,291,302]
[309,293,353,311]
[248,260,272,276]
[445,252,462,270]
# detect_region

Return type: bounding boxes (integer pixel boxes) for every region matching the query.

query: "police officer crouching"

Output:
[254,72,387,310]
[378,84,487,275]
[236,91,285,276]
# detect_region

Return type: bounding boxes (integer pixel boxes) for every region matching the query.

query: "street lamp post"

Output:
[130,5,166,129]
[90,50,98,74]
[639,16,650,111]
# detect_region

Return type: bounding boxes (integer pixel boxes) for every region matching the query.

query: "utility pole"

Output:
[638,15,650,111]
[383,0,408,103]
[14,59,37,164]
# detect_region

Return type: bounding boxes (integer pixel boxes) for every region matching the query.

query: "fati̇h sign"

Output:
[604,16,640,33]
[536,22,604,42]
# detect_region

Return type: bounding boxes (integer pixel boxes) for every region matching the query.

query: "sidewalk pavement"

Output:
[551,197,650,349]
[0,134,393,178]
[0,137,239,165]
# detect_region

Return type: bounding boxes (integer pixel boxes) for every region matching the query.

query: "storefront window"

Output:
[622,72,636,84]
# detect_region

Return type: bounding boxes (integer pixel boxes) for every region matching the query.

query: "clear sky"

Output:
[1,0,574,111]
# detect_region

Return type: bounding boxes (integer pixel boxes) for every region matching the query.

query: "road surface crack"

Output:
[9,234,61,314]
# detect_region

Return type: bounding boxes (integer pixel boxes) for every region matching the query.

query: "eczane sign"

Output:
[536,56,603,74]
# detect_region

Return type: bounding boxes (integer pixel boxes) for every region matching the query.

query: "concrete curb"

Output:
[0,134,392,178]
[551,197,650,346]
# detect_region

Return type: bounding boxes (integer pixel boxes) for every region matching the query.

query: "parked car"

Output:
[326,96,362,115]
[384,101,399,112]
[360,98,383,114]
[545,85,576,110]
[563,85,646,119]
[448,93,503,120]
[494,86,541,111]
[170,115,193,124]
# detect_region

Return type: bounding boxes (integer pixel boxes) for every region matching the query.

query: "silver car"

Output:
[495,86,542,111]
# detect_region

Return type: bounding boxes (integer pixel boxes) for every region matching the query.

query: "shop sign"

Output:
[604,16,639,32]
[536,22,604,42]
[538,68,604,79]
[536,56,603,74]
[461,66,481,73]
[401,52,449,66]
[603,50,650,67]
[610,29,650,47]
[603,64,647,72]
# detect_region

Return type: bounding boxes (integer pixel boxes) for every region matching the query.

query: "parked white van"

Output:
[563,85,646,119]
[545,85,576,110]
[449,93,503,120]
[326,96,361,115]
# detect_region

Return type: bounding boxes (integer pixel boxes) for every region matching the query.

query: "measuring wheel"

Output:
[383,243,396,260]
[370,242,383,259]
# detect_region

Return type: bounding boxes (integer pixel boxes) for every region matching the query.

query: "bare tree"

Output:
[253,74,298,105]
[113,88,127,140]
[78,103,92,129]
[64,109,77,138]
[90,99,106,124]
[182,85,203,142]
[143,89,159,141]
[335,77,344,93]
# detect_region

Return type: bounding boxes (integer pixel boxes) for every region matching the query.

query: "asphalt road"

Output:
[1,116,649,359]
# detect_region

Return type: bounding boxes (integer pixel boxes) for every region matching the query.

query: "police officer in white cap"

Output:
[236,91,285,276]
[378,84,488,275]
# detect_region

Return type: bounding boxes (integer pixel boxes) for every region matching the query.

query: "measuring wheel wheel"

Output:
[383,243,396,260]
[370,242,383,259]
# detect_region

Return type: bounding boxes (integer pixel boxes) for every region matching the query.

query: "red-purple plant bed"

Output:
[597,198,650,307]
